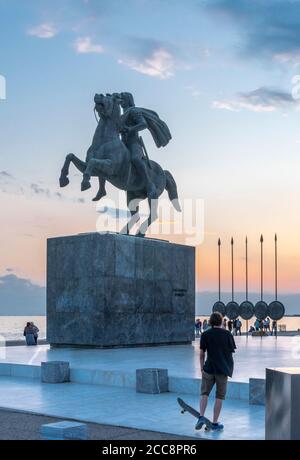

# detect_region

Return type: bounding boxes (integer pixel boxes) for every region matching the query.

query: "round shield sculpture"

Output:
[226,301,240,320]
[268,300,285,321]
[239,300,254,320]
[254,300,268,320]
[212,301,226,316]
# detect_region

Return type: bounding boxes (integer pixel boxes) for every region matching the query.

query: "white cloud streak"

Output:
[118,48,175,79]
[74,36,104,54]
[27,23,57,39]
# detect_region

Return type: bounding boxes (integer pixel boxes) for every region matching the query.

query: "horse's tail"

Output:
[164,170,181,212]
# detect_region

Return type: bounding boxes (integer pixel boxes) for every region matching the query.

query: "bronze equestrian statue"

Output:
[59,92,181,236]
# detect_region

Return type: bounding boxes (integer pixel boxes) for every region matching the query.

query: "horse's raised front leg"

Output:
[59,153,87,188]
[81,158,114,192]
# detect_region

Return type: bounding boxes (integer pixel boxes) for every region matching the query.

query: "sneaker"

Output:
[211,422,224,431]
[195,416,206,430]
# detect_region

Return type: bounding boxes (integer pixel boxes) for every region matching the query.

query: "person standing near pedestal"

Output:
[196,312,236,431]
[31,322,39,345]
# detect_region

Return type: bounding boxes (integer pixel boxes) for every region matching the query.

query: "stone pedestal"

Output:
[41,421,87,440]
[41,361,70,383]
[136,368,169,394]
[266,368,300,440]
[47,233,195,347]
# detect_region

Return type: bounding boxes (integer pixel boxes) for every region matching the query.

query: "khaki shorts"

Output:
[201,371,228,400]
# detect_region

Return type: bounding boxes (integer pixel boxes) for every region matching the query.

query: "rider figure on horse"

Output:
[94,92,172,201]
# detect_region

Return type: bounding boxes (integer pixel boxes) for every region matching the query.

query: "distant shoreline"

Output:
[1,314,300,317]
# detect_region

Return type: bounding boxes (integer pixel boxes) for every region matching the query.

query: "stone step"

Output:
[0,362,249,401]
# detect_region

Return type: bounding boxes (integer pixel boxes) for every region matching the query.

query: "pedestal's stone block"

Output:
[41,361,70,383]
[249,378,265,405]
[266,368,300,440]
[47,233,195,347]
[41,421,87,440]
[136,368,168,394]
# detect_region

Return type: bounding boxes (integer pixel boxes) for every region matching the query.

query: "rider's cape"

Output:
[125,107,172,148]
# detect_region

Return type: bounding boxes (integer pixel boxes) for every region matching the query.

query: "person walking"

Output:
[223,318,227,330]
[233,319,237,336]
[203,319,209,332]
[236,318,242,336]
[271,320,277,336]
[228,320,233,334]
[195,319,201,337]
[196,312,236,431]
[259,320,264,336]
[198,319,202,334]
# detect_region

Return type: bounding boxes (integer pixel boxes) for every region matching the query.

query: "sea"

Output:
[0,316,46,341]
[0,315,300,341]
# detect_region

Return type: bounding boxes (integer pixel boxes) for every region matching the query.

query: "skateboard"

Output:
[177,397,213,431]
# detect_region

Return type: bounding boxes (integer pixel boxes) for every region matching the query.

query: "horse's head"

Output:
[94,93,121,121]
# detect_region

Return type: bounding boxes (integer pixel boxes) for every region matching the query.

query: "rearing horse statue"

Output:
[59,93,181,236]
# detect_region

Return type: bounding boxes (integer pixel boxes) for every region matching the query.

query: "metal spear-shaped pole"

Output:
[246,236,249,335]
[218,238,221,302]
[212,238,226,316]
[274,233,278,301]
[231,237,234,302]
[240,236,254,333]
[245,236,248,301]
[260,234,264,302]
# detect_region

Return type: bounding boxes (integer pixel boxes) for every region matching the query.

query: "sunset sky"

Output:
[1,0,300,313]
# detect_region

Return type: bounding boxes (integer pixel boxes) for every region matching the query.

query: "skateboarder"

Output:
[196,312,236,431]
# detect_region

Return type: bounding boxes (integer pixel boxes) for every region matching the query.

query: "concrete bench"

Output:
[41,421,87,440]
[41,361,70,383]
[136,368,168,394]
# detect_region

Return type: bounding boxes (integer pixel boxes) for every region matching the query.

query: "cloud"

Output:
[185,85,203,98]
[74,36,104,54]
[116,34,210,79]
[30,183,51,197]
[117,37,179,79]
[27,23,57,39]
[213,86,299,112]
[0,173,86,205]
[0,274,45,315]
[205,0,300,62]
[119,48,175,79]
[0,171,13,178]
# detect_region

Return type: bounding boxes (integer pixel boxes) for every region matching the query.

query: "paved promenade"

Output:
[0,376,264,440]
[0,336,299,382]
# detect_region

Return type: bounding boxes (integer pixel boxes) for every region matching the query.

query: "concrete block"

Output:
[266,368,300,440]
[249,378,265,405]
[41,361,70,383]
[136,368,168,394]
[41,421,87,440]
